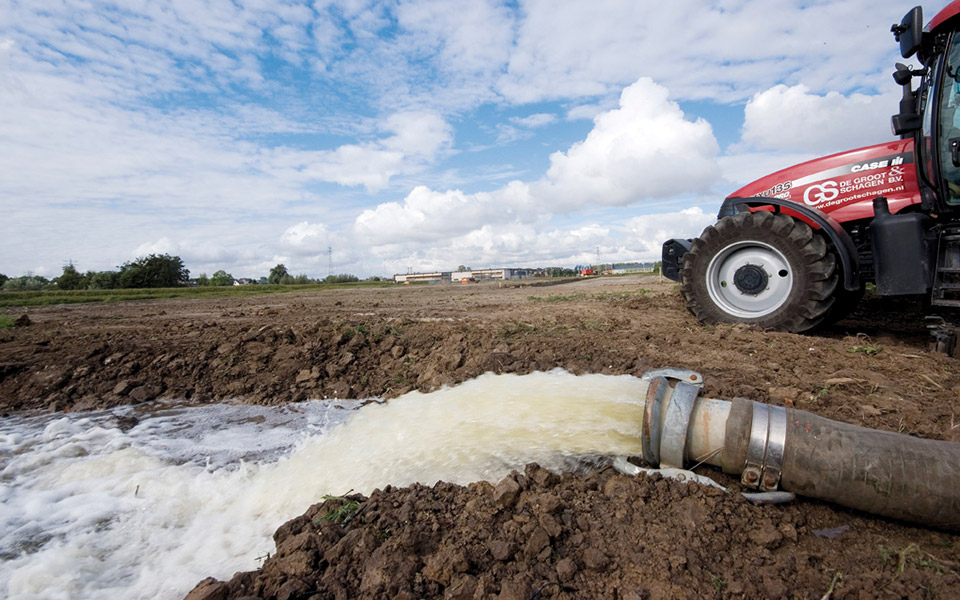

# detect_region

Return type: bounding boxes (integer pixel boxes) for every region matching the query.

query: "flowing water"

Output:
[0,370,647,600]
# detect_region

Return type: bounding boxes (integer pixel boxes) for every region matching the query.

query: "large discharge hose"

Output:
[638,369,960,531]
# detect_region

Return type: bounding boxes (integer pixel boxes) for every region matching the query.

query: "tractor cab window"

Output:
[938,32,960,205]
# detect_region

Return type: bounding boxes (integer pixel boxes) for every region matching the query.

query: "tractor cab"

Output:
[893,3,960,214]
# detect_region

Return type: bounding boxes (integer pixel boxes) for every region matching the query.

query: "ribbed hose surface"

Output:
[781,408,960,531]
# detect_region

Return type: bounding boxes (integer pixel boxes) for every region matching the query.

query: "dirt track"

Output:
[2,275,959,598]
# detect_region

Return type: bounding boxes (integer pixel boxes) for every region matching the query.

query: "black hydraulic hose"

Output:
[723,398,960,531]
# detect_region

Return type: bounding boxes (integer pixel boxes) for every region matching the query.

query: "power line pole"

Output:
[327,246,332,277]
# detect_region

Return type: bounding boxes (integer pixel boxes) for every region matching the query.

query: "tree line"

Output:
[0,255,363,291]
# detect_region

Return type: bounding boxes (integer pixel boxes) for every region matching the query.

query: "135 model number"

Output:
[758,181,792,197]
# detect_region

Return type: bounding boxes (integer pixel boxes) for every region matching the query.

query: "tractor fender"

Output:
[719,197,861,292]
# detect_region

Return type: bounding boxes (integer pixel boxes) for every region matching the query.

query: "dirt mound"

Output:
[187,464,959,600]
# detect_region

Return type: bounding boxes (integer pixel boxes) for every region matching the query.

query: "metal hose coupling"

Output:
[640,369,703,470]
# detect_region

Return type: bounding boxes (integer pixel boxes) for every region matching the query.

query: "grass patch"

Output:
[0,281,393,308]
[317,493,361,524]
[500,320,538,337]
[528,293,588,303]
[849,344,882,356]
[0,315,16,329]
[528,289,653,303]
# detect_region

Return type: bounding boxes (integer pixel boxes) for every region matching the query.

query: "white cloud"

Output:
[740,84,898,154]
[349,77,723,273]
[497,0,903,104]
[353,180,539,246]
[622,207,715,257]
[281,222,328,247]
[510,113,557,128]
[537,78,720,209]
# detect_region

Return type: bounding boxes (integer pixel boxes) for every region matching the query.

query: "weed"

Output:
[500,320,537,337]
[528,293,587,303]
[317,493,361,524]
[342,323,369,340]
[711,575,726,593]
[0,315,15,329]
[879,543,952,579]
[812,384,830,402]
[392,375,407,385]
[849,344,882,356]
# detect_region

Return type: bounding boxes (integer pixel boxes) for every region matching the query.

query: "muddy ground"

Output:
[2,275,959,598]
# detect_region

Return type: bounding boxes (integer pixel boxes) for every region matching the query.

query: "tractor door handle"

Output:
[951,138,960,167]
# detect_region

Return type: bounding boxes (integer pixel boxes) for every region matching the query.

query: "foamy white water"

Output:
[0,370,647,600]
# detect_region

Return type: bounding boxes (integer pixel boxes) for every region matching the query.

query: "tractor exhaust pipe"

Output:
[639,370,960,531]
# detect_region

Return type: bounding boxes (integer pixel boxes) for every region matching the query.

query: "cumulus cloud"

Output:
[353,181,538,246]
[740,84,897,154]
[622,207,715,256]
[261,111,453,191]
[536,78,720,209]
[281,222,329,251]
[350,77,722,273]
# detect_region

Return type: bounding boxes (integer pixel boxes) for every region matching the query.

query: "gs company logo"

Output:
[803,181,839,206]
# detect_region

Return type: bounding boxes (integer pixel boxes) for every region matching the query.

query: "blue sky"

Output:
[0,0,925,279]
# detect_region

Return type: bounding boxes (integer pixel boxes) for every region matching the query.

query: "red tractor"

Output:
[662,3,960,338]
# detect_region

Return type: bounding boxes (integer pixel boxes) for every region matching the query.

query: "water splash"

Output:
[0,370,646,600]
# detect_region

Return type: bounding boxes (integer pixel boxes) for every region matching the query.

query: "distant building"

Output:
[394,268,527,284]
[393,272,451,284]
[450,268,526,283]
[607,262,656,275]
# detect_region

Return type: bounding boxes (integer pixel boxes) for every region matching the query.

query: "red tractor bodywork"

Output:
[728,140,921,223]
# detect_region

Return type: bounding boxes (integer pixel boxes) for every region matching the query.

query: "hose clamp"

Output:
[742,402,787,491]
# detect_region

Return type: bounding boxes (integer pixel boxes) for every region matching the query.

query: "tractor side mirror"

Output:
[892,6,923,59]
[891,63,922,136]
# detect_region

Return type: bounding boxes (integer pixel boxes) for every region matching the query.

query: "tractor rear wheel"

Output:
[679,211,838,332]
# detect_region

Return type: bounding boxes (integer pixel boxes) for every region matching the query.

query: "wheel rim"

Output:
[705,241,794,318]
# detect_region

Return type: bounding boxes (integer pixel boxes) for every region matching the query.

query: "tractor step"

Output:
[931,298,960,307]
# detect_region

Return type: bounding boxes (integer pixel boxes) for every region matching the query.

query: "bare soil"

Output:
[2,275,959,598]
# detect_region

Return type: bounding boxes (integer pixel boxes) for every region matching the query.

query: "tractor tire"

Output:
[679,211,838,333]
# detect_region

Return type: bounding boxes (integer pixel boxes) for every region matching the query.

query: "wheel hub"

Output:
[704,241,794,319]
[733,264,768,295]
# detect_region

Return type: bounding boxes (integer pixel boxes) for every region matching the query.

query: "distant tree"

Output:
[293,273,311,284]
[55,264,86,290]
[118,254,189,288]
[269,264,288,285]
[653,261,662,275]
[195,273,209,286]
[325,273,359,284]
[457,265,469,272]
[209,270,234,286]
[3,275,50,291]
[0,274,7,287]
[365,276,382,282]
[86,270,120,290]
[279,274,296,285]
